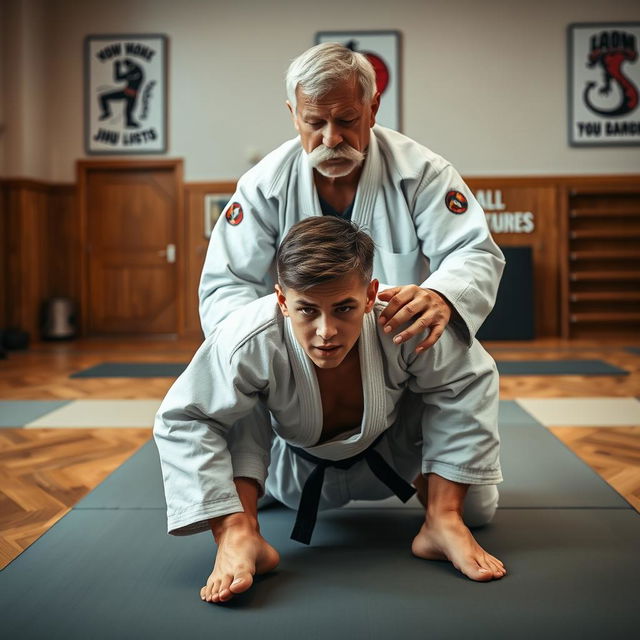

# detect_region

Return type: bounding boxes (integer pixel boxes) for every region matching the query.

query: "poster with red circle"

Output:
[315,31,401,132]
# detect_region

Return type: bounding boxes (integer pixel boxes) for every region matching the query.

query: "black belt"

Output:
[287,433,416,544]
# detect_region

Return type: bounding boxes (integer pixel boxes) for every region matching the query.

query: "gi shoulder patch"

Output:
[445,190,468,214]
[225,202,244,226]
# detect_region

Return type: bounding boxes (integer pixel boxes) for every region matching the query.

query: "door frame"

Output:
[76,158,185,337]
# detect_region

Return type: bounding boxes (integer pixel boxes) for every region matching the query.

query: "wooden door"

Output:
[79,161,183,336]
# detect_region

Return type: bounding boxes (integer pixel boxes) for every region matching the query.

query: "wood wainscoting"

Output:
[466,177,561,338]
[183,182,236,336]
[0,180,76,340]
[2,173,638,341]
[466,174,640,339]
[558,177,640,340]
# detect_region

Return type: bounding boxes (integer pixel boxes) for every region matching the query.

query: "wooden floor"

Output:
[1,337,639,570]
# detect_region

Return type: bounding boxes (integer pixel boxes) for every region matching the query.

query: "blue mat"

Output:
[1,400,638,639]
[624,346,640,355]
[1,508,638,639]
[496,359,627,376]
[0,400,71,427]
[70,362,188,378]
[75,402,630,511]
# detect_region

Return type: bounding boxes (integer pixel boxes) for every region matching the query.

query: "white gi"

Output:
[154,295,502,538]
[199,124,505,343]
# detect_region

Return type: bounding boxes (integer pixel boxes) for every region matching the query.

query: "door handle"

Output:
[158,244,176,263]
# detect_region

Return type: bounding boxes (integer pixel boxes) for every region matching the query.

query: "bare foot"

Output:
[411,512,506,582]
[201,520,280,603]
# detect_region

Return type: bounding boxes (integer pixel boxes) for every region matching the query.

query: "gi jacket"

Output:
[199,125,504,342]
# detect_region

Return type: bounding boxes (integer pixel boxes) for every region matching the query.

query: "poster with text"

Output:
[315,31,401,131]
[569,23,640,146]
[85,34,167,154]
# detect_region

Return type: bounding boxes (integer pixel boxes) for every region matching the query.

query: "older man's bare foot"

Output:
[411,513,506,582]
[201,519,280,603]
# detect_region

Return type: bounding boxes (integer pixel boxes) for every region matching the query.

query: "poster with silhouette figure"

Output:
[315,31,401,131]
[569,23,640,146]
[85,34,167,153]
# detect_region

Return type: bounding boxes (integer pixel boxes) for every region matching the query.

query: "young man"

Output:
[154,217,505,605]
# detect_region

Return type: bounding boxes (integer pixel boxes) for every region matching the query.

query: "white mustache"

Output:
[307,143,365,168]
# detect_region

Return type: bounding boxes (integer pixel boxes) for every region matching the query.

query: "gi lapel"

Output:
[284,312,387,460]
[351,130,382,231]
[284,316,323,447]
[358,308,387,447]
[297,148,322,219]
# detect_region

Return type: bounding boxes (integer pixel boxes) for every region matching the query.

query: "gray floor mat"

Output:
[74,438,164,509]
[1,507,638,640]
[497,402,629,508]
[76,402,630,510]
[495,359,628,375]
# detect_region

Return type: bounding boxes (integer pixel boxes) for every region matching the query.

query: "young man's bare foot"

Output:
[411,512,506,582]
[201,514,280,603]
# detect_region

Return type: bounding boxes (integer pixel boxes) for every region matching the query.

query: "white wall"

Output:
[0,1,4,177]
[1,0,48,178]
[6,0,640,181]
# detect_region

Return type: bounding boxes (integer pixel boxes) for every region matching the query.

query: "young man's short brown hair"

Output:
[276,217,374,291]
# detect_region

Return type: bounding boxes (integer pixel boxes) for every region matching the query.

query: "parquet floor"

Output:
[0,427,150,568]
[0,337,639,570]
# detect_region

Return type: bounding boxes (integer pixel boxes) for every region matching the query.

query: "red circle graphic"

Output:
[226,202,244,226]
[445,191,468,214]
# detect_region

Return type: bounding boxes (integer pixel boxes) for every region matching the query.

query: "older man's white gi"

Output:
[154,295,502,538]
[199,125,504,343]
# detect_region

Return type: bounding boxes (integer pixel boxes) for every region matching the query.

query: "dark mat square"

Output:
[70,362,188,378]
[496,359,627,376]
[1,507,638,639]
[624,346,640,355]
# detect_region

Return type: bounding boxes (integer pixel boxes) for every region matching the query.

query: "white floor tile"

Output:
[25,399,162,428]
[516,397,640,427]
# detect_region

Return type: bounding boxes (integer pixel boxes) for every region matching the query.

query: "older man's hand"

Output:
[377,286,453,353]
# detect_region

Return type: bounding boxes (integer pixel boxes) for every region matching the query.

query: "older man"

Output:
[199,42,504,349]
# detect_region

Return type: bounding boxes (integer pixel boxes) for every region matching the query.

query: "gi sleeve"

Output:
[403,329,502,485]
[198,178,279,336]
[153,333,271,536]
[226,404,275,493]
[412,164,505,345]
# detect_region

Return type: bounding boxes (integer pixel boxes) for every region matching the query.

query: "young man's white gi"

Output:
[153,295,502,538]
[199,125,505,344]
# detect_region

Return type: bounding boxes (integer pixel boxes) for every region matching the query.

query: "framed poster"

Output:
[203,193,233,238]
[315,30,401,131]
[568,23,640,146]
[85,34,167,154]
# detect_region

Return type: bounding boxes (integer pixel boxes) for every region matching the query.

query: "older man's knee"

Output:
[462,485,499,528]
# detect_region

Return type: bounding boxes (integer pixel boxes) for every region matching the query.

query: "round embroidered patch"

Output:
[445,191,468,214]
[225,202,244,226]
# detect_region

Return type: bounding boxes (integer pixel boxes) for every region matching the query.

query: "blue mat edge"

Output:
[70,362,188,378]
[496,359,628,376]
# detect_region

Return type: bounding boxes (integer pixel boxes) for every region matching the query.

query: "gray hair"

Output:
[286,42,377,111]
